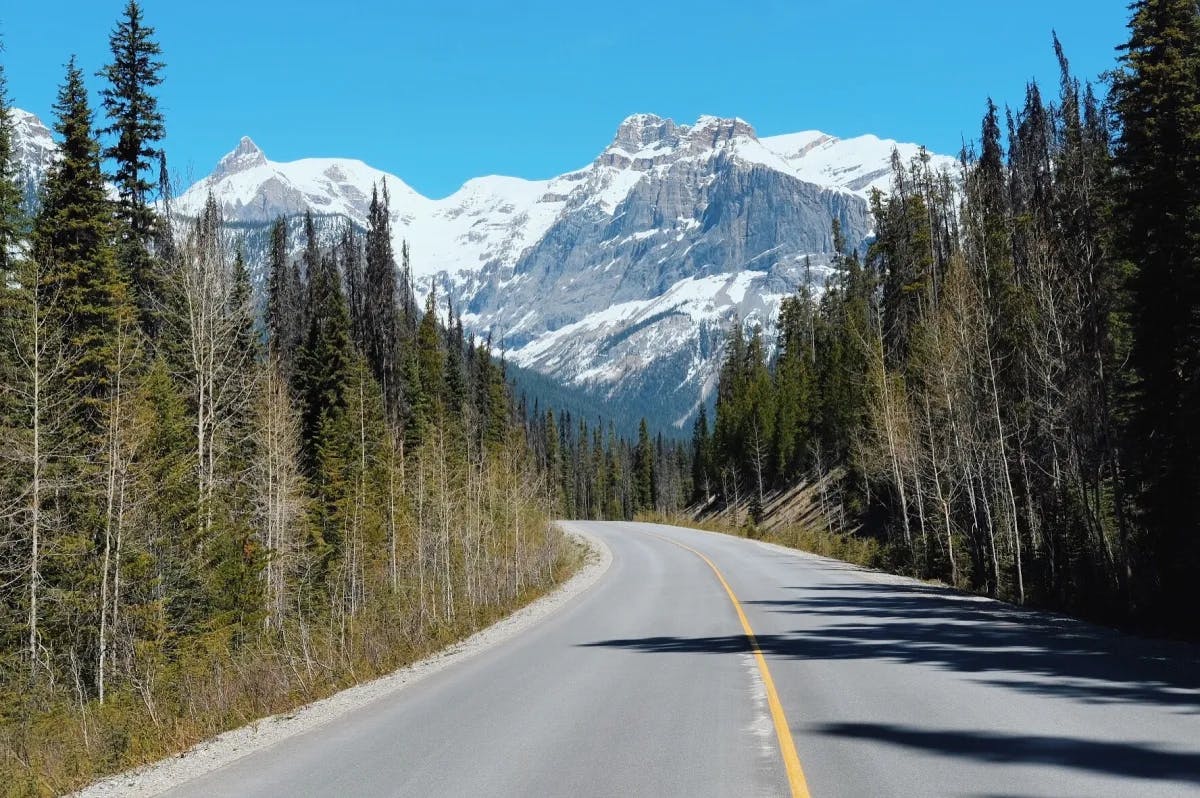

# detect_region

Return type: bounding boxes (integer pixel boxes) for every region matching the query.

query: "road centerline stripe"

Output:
[646,531,813,798]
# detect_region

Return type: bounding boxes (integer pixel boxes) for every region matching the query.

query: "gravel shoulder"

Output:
[70,525,611,798]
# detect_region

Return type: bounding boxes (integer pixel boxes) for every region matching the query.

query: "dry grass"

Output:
[638,509,883,570]
[0,540,584,798]
[639,472,883,570]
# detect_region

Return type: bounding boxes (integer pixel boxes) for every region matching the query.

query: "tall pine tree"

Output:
[1111,0,1200,630]
[633,418,655,514]
[34,57,127,418]
[99,0,165,335]
[363,183,402,418]
[296,217,353,471]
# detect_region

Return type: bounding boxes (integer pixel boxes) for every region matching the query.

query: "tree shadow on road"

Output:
[585,576,1200,713]
[814,722,1200,786]
[579,574,1200,784]
[758,579,1200,713]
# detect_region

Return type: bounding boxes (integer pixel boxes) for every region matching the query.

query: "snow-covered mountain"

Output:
[10,109,57,207]
[12,107,958,430]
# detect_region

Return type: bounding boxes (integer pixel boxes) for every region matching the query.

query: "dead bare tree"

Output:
[0,257,74,683]
[253,357,307,632]
[166,196,255,541]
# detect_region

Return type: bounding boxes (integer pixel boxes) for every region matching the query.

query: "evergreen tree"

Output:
[363,184,402,417]
[816,234,874,465]
[99,0,166,334]
[34,57,127,419]
[296,237,353,471]
[633,418,655,514]
[1111,0,1200,629]
[713,317,747,471]
[691,405,713,502]
[772,288,816,480]
[342,224,366,349]
[544,409,564,515]
[131,357,198,644]
[605,426,626,520]
[227,245,261,474]
[230,248,258,360]
[412,287,445,440]
[742,325,776,510]
[265,217,305,372]
[444,300,468,418]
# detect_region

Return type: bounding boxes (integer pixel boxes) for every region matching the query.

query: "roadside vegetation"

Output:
[0,4,576,794]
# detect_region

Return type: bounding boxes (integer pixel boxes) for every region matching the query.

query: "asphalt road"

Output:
[162,521,1200,798]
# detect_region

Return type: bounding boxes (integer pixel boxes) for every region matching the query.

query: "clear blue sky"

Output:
[3,0,1132,198]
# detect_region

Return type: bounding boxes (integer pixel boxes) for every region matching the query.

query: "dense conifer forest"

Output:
[684,3,1200,638]
[0,3,570,792]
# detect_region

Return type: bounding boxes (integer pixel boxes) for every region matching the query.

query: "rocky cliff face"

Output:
[10,109,57,207]
[456,115,876,425]
[11,107,957,430]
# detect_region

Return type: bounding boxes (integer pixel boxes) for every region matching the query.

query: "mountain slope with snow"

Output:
[762,130,959,196]
[13,108,959,430]
[10,109,57,206]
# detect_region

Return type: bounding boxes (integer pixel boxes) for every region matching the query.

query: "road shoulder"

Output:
[71,526,612,798]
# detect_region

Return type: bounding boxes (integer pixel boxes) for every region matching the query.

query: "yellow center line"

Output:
[646,531,813,798]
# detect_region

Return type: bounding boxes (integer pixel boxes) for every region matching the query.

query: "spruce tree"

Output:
[691,405,712,503]
[343,225,366,348]
[412,287,445,440]
[633,418,655,514]
[265,217,289,347]
[296,240,353,471]
[773,290,815,480]
[444,300,467,418]
[34,57,126,417]
[713,317,746,472]
[99,0,166,334]
[815,238,874,464]
[265,217,305,372]
[544,409,563,514]
[230,248,258,359]
[363,184,402,417]
[742,325,776,501]
[1111,0,1200,629]
[132,356,198,642]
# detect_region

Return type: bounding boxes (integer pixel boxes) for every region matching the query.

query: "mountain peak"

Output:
[688,115,757,143]
[10,107,43,126]
[8,108,58,194]
[154,110,956,436]
[611,114,681,153]
[8,108,53,144]
[607,113,760,158]
[213,136,267,179]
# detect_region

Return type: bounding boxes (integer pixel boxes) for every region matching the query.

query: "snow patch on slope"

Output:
[762,130,959,196]
[508,270,774,385]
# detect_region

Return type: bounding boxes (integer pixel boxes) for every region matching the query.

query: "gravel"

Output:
[70,525,611,798]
